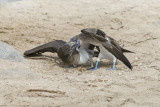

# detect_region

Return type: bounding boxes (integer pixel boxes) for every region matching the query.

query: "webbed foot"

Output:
[89,67,98,71]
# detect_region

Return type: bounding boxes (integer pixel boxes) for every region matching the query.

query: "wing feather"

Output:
[24,40,66,56]
[81,29,133,70]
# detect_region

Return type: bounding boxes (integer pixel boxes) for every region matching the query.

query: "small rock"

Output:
[135,57,138,60]
[138,63,142,66]
[118,72,122,75]
[0,42,23,62]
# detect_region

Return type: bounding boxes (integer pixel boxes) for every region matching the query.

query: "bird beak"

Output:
[68,43,78,59]
[66,40,71,44]
[66,37,77,44]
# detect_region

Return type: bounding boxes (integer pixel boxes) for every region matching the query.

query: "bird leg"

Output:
[108,61,116,70]
[87,58,94,70]
[108,58,116,70]
[90,61,99,71]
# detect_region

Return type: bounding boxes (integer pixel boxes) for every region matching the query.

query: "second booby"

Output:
[69,28,134,70]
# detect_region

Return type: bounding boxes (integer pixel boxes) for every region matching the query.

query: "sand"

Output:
[0,0,160,106]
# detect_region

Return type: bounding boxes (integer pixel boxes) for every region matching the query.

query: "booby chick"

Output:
[24,40,99,67]
[69,28,134,70]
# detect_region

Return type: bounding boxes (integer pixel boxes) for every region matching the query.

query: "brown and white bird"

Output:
[68,28,134,70]
[24,40,99,67]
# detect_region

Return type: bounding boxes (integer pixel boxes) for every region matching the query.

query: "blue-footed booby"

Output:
[69,28,134,70]
[24,40,99,67]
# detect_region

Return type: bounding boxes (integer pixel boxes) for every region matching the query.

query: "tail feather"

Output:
[122,48,134,53]
[121,55,133,70]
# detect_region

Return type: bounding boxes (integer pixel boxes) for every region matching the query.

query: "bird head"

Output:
[70,37,77,42]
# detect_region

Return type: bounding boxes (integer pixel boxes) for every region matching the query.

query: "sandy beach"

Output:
[0,0,160,106]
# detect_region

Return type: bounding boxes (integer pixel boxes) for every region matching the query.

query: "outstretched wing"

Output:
[83,28,134,53]
[24,40,66,56]
[81,29,133,70]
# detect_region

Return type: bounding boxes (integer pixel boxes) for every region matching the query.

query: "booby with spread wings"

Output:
[69,28,133,70]
[24,40,99,67]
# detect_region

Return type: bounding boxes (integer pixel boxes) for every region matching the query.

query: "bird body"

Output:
[24,40,97,67]
[69,28,133,70]
[98,45,116,61]
[79,49,90,64]
[24,28,133,70]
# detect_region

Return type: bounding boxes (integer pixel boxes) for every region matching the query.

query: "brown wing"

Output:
[108,37,122,53]
[82,28,106,38]
[83,28,123,53]
[73,28,106,51]
[84,28,134,53]
[108,37,134,53]
[24,40,66,56]
[81,29,133,70]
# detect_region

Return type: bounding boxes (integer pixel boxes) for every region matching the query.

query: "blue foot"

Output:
[89,61,99,71]
[90,67,98,71]
[108,61,116,71]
